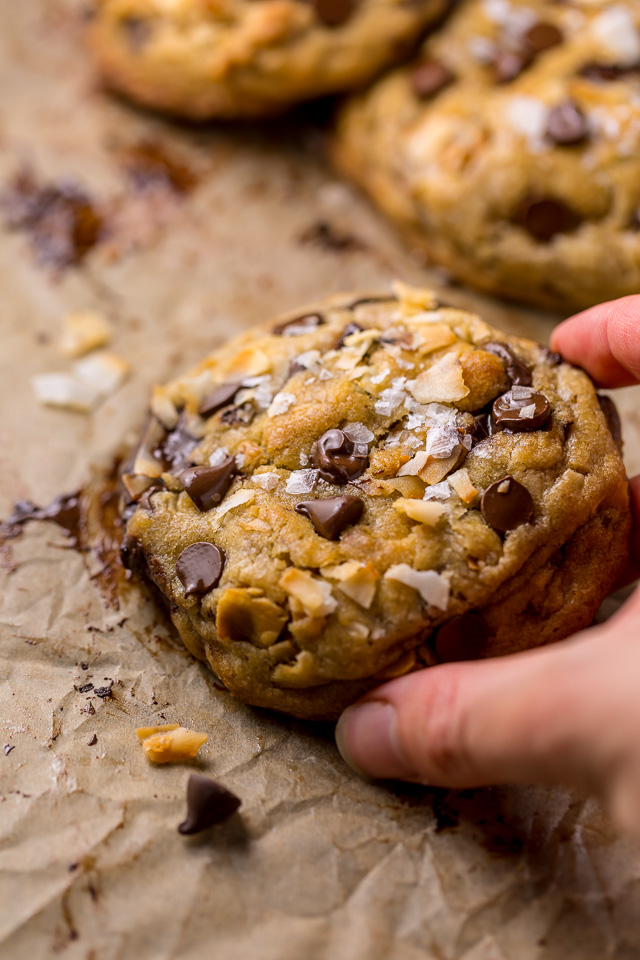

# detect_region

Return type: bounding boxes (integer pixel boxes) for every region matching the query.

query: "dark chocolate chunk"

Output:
[336,322,362,348]
[597,394,623,452]
[515,196,582,242]
[179,459,236,512]
[176,542,225,596]
[411,59,454,100]
[547,100,589,145]
[94,684,113,699]
[434,612,490,663]
[482,341,532,386]
[273,313,324,336]
[481,476,535,533]
[494,48,532,83]
[310,429,369,485]
[178,773,241,835]
[523,21,563,53]
[295,495,363,540]
[492,389,551,432]
[312,0,354,27]
[199,382,242,417]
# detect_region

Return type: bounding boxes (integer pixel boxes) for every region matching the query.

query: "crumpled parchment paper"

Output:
[1,3,640,958]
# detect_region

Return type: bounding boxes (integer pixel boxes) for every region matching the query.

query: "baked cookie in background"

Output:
[333,0,640,311]
[85,0,449,119]
[119,284,630,720]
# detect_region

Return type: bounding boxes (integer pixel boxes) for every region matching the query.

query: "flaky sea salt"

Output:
[285,469,318,494]
[519,403,537,419]
[252,473,280,491]
[425,424,462,459]
[343,422,374,444]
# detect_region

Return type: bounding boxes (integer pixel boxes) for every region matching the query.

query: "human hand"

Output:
[336,297,640,835]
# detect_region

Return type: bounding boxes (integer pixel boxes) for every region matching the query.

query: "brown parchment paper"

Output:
[2,3,640,959]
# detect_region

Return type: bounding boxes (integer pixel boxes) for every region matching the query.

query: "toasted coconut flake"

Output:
[419,450,461,485]
[279,568,337,618]
[31,372,100,412]
[412,325,458,355]
[136,724,208,764]
[448,468,479,504]
[320,561,379,609]
[387,476,426,499]
[150,385,180,429]
[392,281,438,314]
[60,310,112,358]
[409,352,470,405]
[394,498,446,526]
[384,565,450,611]
[214,489,254,520]
[398,451,430,476]
[224,346,271,379]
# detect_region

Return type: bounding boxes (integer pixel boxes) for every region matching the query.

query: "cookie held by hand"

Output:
[121,284,630,720]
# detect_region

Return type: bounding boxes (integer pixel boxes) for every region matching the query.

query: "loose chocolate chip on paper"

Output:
[3,744,15,756]
[434,612,490,663]
[178,773,241,835]
[547,100,589,145]
[176,542,225,596]
[481,476,535,533]
[411,59,454,100]
[516,197,582,242]
[523,21,563,54]
[295,495,363,540]
[94,684,113,699]
[482,341,532,386]
[78,683,94,694]
[310,429,369,485]
[492,390,551,432]
[273,313,324,336]
[179,460,236,512]
[87,734,98,747]
[199,382,242,418]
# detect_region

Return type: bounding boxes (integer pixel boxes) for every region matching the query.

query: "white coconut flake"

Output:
[424,480,452,501]
[519,403,537,419]
[208,448,230,466]
[343,422,375,444]
[268,391,296,418]
[384,565,450,611]
[252,472,280,491]
[215,489,255,520]
[592,7,640,66]
[295,350,321,369]
[285,469,319,495]
[506,96,550,143]
[31,372,100,412]
[242,375,271,387]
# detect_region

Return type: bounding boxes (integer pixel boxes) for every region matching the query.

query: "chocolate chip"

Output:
[179,459,236,512]
[94,684,113,699]
[597,394,623,452]
[312,0,354,27]
[310,429,369,485]
[335,322,362,348]
[482,341,532,386]
[347,296,397,309]
[176,542,225,596]
[492,390,551,432]
[481,476,535,533]
[273,313,324,336]
[295,495,363,539]
[580,62,625,82]
[87,734,98,746]
[494,48,532,83]
[3,744,15,756]
[523,21,563,53]
[411,59,454,100]
[1,492,83,545]
[78,683,94,694]
[138,486,163,513]
[434,612,490,663]
[178,773,241,835]
[199,382,242,418]
[471,412,492,442]
[547,100,589,145]
[515,196,582,242]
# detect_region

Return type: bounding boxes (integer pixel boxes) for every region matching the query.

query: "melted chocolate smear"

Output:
[335,322,362,348]
[178,774,241,835]
[122,141,198,196]
[493,48,532,83]
[310,429,369,485]
[312,0,354,27]
[523,21,563,54]
[2,494,83,545]
[299,220,365,252]
[121,15,152,50]
[295,495,363,540]
[1,169,103,270]
[347,296,397,310]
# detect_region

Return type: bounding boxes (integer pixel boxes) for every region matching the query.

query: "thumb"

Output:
[336,598,640,791]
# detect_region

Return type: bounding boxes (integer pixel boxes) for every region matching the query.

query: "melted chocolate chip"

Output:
[295,495,363,540]
[179,460,236,512]
[481,476,535,533]
[336,322,362,348]
[492,390,551,432]
[434,612,490,663]
[597,394,623,452]
[310,429,369,485]
[482,341,532,386]
[273,313,325,336]
[312,0,354,26]
[176,542,225,596]
[411,59,454,100]
[199,382,242,417]
[515,196,582,242]
[523,21,563,54]
[547,100,589,145]
[178,774,241,835]
[494,48,532,83]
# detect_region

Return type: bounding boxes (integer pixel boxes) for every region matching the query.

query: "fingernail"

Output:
[335,701,415,780]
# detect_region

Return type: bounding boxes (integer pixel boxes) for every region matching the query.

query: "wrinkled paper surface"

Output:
[2,3,640,958]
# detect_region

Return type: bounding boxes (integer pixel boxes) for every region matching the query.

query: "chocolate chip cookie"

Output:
[120,284,631,720]
[85,0,448,119]
[333,0,640,310]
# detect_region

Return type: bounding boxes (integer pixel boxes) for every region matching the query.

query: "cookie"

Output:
[85,0,448,119]
[333,0,640,310]
[120,283,630,720]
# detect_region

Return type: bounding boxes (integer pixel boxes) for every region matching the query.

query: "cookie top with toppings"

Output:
[333,0,640,310]
[85,0,448,120]
[121,284,629,719]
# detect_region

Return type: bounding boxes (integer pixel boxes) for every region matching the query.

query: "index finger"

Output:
[550,296,640,388]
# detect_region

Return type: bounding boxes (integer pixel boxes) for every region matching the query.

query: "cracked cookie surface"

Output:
[86,0,448,118]
[333,0,640,310]
[121,283,630,719]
